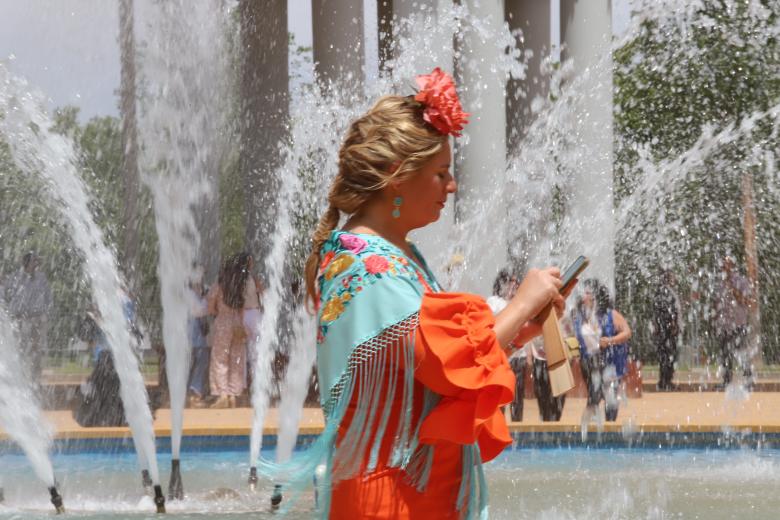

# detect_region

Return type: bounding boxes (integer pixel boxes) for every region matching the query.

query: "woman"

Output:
[73,311,125,427]
[574,279,632,424]
[266,68,569,519]
[240,254,263,389]
[207,253,252,408]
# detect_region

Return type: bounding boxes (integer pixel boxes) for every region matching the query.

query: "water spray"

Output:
[168,459,184,500]
[270,483,283,510]
[153,484,166,513]
[142,469,154,495]
[48,486,64,514]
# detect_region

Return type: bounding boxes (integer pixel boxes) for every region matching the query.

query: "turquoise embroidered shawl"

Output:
[259,230,488,519]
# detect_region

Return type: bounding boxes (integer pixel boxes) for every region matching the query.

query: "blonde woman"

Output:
[264,69,568,519]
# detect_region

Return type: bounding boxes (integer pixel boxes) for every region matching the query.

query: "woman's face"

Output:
[394,141,456,230]
[582,289,594,309]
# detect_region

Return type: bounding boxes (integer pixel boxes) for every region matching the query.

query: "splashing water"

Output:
[275,306,317,464]
[0,305,55,487]
[136,0,234,461]
[0,65,160,484]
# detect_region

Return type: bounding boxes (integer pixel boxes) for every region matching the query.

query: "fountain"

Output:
[0,64,162,510]
[135,0,234,501]
[0,0,779,517]
[0,306,62,513]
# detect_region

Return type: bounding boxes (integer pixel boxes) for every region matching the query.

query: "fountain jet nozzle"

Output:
[48,486,65,514]
[248,466,258,491]
[271,483,283,510]
[154,484,166,513]
[142,469,154,496]
[168,459,183,500]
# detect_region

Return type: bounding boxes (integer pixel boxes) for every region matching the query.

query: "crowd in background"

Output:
[0,249,756,427]
[486,253,754,427]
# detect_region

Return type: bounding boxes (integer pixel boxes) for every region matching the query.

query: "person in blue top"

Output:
[574,279,632,424]
[187,268,210,406]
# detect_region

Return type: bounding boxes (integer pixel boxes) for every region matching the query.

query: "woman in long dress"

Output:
[207,254,252,408]
[266,68,570,519]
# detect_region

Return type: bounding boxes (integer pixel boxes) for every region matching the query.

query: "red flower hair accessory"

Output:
[414,67,470,137]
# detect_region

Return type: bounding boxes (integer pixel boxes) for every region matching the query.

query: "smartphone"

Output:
[560,256,589,293]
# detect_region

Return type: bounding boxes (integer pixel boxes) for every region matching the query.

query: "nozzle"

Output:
[271,483,283,510]
[248,466,258,492]
[153,484,166,513]
[48,486,65,514]
[141,469,153,496]
[167,459,183,501]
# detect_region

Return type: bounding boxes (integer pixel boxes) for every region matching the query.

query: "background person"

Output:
[715,255,753,387]
[73,309,125,427]
[2,252,52,381]
[487,268,527,422]
[207,254,250,408]
[575,279,632,424]
[652,269,680,390]
[187,267,210,407]
[529,336,566,421]
[240,253,263,391]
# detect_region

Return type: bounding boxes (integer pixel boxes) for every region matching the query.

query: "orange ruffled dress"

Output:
[330,292,514,518]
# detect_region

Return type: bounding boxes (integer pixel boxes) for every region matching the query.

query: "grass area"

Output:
[42,353,160,379]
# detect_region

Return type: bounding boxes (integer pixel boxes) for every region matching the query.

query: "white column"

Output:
[560,0,615,291]
[455,0,507,295]
[240,0,289,265]
[505,0,551,148]
[312,0,365,88]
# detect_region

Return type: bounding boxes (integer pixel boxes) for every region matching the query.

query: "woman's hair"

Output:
[493,268,512,297]
[220,252,252,309]
[304,95,447,307]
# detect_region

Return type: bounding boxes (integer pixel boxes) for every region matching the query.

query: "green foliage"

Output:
[614,1,780,362]
[218,147,246,258]
[1,122,91,348]
[1,106,165,350]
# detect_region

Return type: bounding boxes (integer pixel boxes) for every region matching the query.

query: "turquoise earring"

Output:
[392,196,403,218]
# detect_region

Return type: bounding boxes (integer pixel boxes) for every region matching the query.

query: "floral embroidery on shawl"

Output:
[316,232,434,343]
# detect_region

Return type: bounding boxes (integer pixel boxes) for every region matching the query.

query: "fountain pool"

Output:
[1,443,779,519]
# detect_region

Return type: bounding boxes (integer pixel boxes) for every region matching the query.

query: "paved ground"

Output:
[7,391,778,441]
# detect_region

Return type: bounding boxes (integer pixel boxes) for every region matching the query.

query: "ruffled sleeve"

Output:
[415,292,515,462]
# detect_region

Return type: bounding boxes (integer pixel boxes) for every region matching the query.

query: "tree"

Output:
[613,0,780,362]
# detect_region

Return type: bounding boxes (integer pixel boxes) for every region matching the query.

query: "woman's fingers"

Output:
[510,265,567,323]
[552,293,566,318]
[543,267,562,284]
[561,278,578,299]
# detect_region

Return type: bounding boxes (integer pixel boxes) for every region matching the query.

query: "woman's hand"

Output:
[599,336,612,348]
[494,267,562,348]
[550,277,578,318]
[512,267,564,321]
